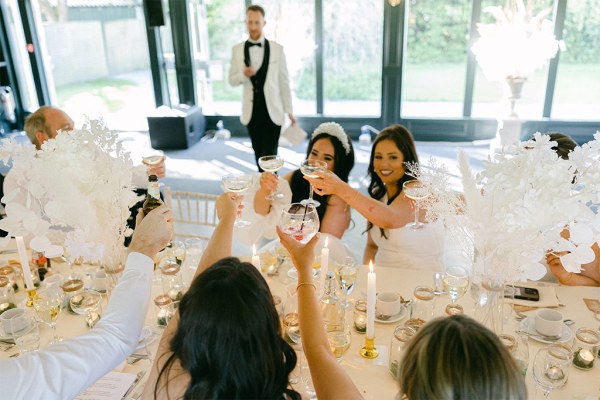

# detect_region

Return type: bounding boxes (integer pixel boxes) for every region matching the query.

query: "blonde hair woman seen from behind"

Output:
[398,315,526,400]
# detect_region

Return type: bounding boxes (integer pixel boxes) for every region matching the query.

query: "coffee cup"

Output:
[0,308,27,334]
[535,308,563,337]
[376,292,401,319]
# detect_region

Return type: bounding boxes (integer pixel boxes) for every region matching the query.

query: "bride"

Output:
[306,124,445,270]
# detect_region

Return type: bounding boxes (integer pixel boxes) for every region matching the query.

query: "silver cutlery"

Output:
[516,330,561,342]
[122,370,146,400]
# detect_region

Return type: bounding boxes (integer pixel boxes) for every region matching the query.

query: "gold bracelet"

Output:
[559,272,574,285]
[296,282,317,292]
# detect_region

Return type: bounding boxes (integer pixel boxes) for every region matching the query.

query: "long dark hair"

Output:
[154,257,300,400]
[366,124,419,236]
[290,127,355,223]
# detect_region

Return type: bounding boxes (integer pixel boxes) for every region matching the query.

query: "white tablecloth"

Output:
[2,251,599,399]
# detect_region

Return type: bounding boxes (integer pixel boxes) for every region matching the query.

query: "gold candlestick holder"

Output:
[360,336,378,359]
[25,288,37,307]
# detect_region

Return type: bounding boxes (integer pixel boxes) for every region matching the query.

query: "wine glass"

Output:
[443,266,470,315]
[327,324,352,361]
[283,283,301,345]
[334,256,357,309]
[221,173,254,227]
[279,203,320,245]
[258,155,285,200]
[300,159,327,207]
[533,345,572,399]
[70,290,103,329]
[33,288,63,344]
[402,180,429,230]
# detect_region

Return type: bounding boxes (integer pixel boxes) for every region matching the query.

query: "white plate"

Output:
[375,306,407,324]
[519,316,573,344]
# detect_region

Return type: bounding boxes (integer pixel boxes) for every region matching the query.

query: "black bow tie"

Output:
[248,41,262,47]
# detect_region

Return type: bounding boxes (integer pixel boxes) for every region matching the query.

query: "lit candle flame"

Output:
[252,244,256,256]
[369,260,374,273]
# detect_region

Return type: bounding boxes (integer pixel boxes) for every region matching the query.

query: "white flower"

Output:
[0,119,140,265]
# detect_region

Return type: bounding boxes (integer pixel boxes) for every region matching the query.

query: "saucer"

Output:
[375,306,407,324]
[519,316,573,344]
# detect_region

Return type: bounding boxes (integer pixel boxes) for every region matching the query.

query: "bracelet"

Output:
[296,282,317,292]
[559,272,574,285]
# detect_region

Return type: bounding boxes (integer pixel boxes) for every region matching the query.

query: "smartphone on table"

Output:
[504,285,540,302]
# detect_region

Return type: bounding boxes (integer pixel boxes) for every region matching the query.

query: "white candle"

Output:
[318,236,329,297]
[15,236,34,290]
[366,260,376,339]
[251,244,261,270]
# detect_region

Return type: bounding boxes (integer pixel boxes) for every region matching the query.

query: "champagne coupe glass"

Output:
[221,173,254,227]
[334,256,358,309]
[533,345,572,399]
[258,155,285,200]
[70,290,103,329]
[443,266,470,315]
[402,180,429,230]
[300,159,328,207]
[33,288,63,344]
[279,203,320,245]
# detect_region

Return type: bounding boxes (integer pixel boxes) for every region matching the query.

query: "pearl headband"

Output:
[311,122,351,155]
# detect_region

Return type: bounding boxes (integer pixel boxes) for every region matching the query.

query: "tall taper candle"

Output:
[366,260,376,339]
[251,244,261,270]
[318,236,329,296]
[15,236,34,290]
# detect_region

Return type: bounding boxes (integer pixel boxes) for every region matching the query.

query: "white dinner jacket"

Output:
[228,40,293,126]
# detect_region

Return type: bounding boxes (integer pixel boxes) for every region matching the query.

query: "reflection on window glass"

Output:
[471,0,555,119]
[402,0,470,118]
[37,0,155,130]
[552,0,600,120]
[260,0,316,116]
[200,0,245,115]
[160,0,179,108]
[323,0,382,117]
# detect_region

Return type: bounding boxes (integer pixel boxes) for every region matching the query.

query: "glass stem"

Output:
[414,202,420,226]
[51,322,58,341]
[309,184,314,202]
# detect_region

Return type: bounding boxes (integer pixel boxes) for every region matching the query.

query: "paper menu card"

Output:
[75,371,137,400]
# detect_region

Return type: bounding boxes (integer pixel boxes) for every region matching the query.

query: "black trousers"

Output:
[246,92,281,172]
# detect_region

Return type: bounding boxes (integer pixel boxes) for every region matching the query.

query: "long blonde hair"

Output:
[398,315,526,400]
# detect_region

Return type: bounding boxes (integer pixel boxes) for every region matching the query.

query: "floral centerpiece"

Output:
[0,119,141,269]
[471,0,563,116]
[409,133,600,331]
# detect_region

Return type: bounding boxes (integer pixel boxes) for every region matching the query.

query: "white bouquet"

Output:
[0,119,141,266]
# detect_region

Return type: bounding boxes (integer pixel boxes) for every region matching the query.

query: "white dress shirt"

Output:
[247,35,265,71]
[0,252,153,400]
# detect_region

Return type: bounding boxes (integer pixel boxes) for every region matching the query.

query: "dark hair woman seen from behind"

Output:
[399,315,526,400]
[154,257,300,399]
[290,127,355,223]
[366,124,419,234]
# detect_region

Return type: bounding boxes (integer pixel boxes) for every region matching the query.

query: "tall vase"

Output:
[472,252,505,335]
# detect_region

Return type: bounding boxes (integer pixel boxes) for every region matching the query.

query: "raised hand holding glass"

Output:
[402,180,429,230]
[300,159,327,207]
[221,173,253,227]
[258,155,285,200]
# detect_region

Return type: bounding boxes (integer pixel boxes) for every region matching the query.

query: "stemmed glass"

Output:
[300,159,328,207]
[443,266,470,315]
[334,256,357,309]
[533,345,572,399]
[258,155,285,200]
[402,180,429,230]
[279,203,320,245]
[70,290,103,328]
[33,288,63,344]
[221,173,254,227]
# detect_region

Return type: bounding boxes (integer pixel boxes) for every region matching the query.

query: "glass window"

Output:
[35,0,155,131]
[160,0,179,108]
[323,0,383,117]
[260,0,316,116]
[402,0,471,118]
[471,0,555,119]
[195,0,245,115]
[552,0,600,120]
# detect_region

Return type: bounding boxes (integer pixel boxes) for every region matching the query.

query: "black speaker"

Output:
[144,0,165,27]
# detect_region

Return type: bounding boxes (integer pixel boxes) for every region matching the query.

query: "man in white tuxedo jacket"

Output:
[229,4,296,171]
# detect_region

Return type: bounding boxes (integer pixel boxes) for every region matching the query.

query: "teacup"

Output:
[0,308,27,334]
[535,308,563,337]
[376,292,401,319]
